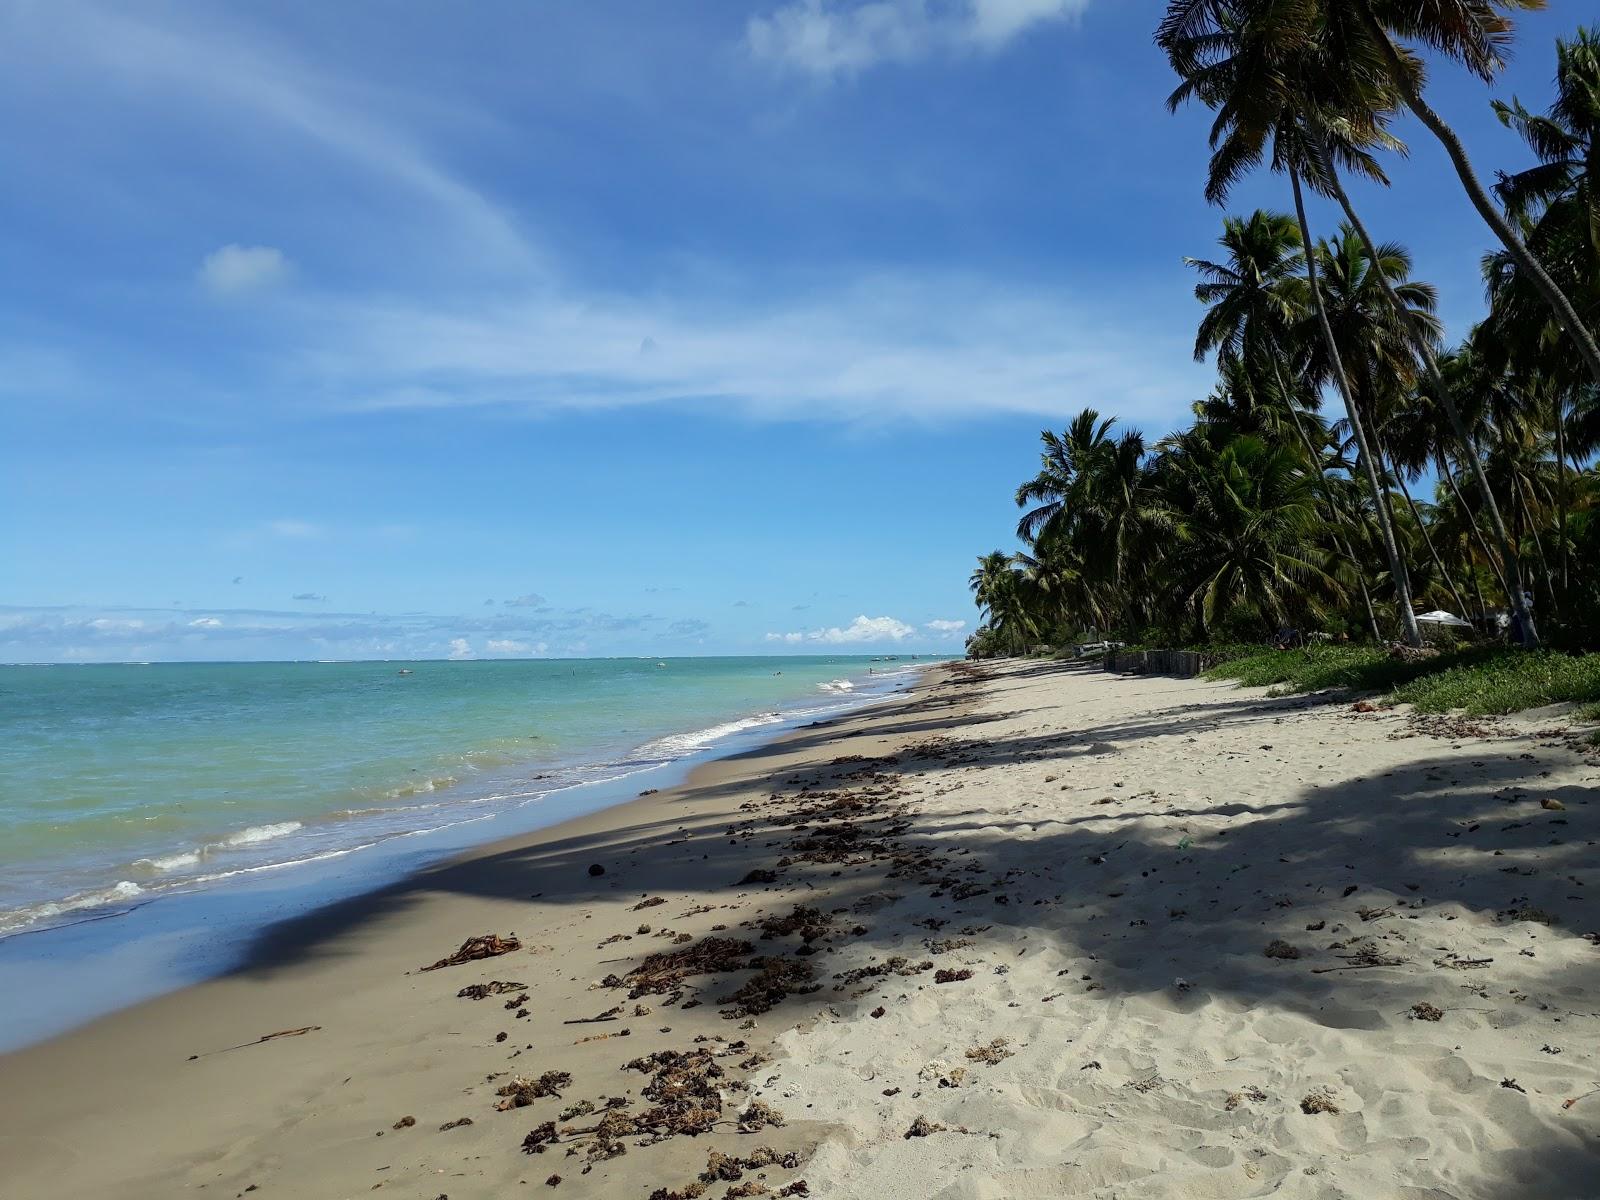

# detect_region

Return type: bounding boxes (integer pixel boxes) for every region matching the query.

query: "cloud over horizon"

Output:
[766,614,916,644]
[747,0,1090,76]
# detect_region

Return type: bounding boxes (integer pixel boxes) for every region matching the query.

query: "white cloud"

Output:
[292,592,327,602]
[504,593,546,608]
[198,244,291,296]
[766,614,916,644]
[487,638,543,655]
[319,274,1198,427]
[447,637,473,660]
[266,518,322,539]
[747,0,1089,76]
[924,618,967,634]
[188,616,223,628]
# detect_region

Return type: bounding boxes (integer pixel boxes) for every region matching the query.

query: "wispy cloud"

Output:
[317,274,1197,427]
[504,592,546,608]
[766,614,915,644]
[18,1,535,270]
[747,0,1090,76]
[486,638,543,655]
[291,592,327,602]
[198,244,291,296]
[924,618,966,634]
[0,603,667,663]
[266,519,322,539]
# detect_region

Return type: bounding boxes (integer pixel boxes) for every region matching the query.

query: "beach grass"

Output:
[1205,645,1600,716]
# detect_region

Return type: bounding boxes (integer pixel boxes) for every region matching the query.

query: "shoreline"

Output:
[2,659,1596,1199]
[0,661,930,1052]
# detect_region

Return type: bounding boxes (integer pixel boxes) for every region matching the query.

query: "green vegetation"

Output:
[965,9,1600,666]
[1205,645,1600,715]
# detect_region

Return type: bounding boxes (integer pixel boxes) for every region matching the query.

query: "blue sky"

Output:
[0,0,1582,662]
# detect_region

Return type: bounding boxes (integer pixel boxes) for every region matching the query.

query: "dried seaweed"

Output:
[421,934,521,972]
[496,1071,574,1110]
[720,957,819,1017]
[457,980,527,1000]
[621,937,755,999]
[965,1038,1013,1066]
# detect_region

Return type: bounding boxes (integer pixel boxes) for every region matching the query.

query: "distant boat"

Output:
[656,662,667,668]
[397,668,413,676]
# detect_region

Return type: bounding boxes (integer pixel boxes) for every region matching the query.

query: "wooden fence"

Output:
[1102,649,1209,678]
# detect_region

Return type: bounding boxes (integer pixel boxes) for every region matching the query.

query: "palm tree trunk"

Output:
[1271,361,1384,641]
[1513,475,1554,615]
[1288,162,1423,647]
[1390,452,1471,617]
[1465,541,1490,624]
[1321,153,1539,647]
[1354,1,1600,391]
[1440,454,1509,598]
[1555,403,1570,601]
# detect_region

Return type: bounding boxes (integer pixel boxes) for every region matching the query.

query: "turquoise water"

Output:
[0,655,924,935]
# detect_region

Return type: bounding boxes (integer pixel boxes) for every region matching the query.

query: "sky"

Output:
[0,0,1585,662]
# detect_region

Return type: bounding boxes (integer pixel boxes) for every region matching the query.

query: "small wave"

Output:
[0,880,145,936]
[388,775,458,799]
[220,821,303,847]
[817,678,855,693]
[133,850,202,874]
[637,712,786,757]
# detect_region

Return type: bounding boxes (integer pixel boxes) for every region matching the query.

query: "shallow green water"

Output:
[0,655,921,932]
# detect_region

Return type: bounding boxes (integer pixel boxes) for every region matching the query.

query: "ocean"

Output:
[0,655,924,940]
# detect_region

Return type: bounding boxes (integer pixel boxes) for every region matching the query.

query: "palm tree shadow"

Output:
[230,686,1600,1194]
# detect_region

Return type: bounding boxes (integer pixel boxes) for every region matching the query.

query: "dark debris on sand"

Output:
[421,934,521,972]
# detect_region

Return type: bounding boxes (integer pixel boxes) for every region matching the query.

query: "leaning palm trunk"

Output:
[1390,450,1471,618]
[1352,1,1600,391]
[1271,361,1384,640]
[1289,162,1423,646]
[1321,153,1539,646]
[1513,477,1555,617]
[1555,408,1570,600]
[1439,454,1509,597]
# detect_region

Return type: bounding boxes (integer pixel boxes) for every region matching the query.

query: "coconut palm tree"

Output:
[1343,0,1600,389]
[1307,228,1473,617]
[1158,1,1426,645]
[1186,211,1385,637]
[1015,412,1154,621]
[1156,431,1343,636]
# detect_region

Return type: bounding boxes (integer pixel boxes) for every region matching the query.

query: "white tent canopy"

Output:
[1415,610,1472,628]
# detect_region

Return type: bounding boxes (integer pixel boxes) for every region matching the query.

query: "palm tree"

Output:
[1159,0,1541,641]
[1015,412,1153,624]
[968,551,1036,655]
[1491,27,1600,604]
[1309,228,1473,618]
[1156,431,1343,636]
[1158,1,1426,645]
[1186,211,1384,638]
[1343,0,1600,389]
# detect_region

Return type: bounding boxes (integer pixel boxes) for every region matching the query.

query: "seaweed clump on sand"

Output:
[755,905,832,944]
[719,957,819,1018]
[457,980,527,999]
[648,1146,808,1200]
[613,937,755,1001]
[622,1048,728,1137]
[496,1071,574,1110]
[421,934,521,972]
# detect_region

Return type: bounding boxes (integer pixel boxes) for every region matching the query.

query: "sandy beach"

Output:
[2,659,1598,1199]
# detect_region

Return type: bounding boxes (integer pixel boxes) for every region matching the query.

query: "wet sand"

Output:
[2,659,1597,1199]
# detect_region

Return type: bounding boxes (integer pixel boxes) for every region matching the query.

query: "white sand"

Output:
[2,658,1595,1199]
[759,660,1600,1198]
